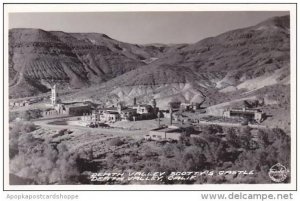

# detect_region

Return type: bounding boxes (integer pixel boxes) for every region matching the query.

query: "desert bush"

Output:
[179,133,191,146]
[22,122,37,133]
[158,159,184,184]
[9,122,38,159]
[162,144,177,158]
[11,121,37,133]
[215,142,229,163]
[9,112,19,122]
[182,146,207,171]
[10,140,80,184]
[77,147,94,160]
[109,138,124,146]
[233,128,290,183]
[143,148,159,158]
[20,109,42,121]
[106,155,117,169]
[257,129,270,148]
[143,161,161,174]
[52,129,68,138]
[190,137,208,149]
[239,127,252,149]
[226,128,240,148]
[207,124,223,135]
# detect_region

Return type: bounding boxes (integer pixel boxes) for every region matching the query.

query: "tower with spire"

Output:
[51,84,57,106]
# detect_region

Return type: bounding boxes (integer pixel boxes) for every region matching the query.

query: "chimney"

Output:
[169,107,173,125]
[151,99,156,109]
[157,112,161,127]
[133,97,137,106]
[117,103,122,114]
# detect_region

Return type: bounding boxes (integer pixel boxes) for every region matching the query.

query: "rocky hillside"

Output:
[9,29,167,98]
[9,15,290,108]
[67,15,289,109]
[109,15,289,87]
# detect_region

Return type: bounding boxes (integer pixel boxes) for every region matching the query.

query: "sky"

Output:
[9,11,289,44]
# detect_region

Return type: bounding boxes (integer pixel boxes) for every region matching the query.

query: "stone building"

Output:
[133,104,153,114]
[42,109,59,116]
[223,107,265,123]
[119,108,137,121]
[80,99,159,123]
[65,104,91,116]
[42,102,91,117]
[147,125,195,141]
[100,111,120,123]
[180,102,202,111]
[81,113,93,122]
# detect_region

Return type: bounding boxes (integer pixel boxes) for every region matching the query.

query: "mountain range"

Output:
[9,15,290,120]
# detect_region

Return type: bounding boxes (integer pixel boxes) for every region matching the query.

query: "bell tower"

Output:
[51,84,57,106]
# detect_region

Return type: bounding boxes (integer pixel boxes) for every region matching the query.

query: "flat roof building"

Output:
[223,107,265,123]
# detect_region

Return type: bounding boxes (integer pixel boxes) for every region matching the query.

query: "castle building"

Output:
[80,99,159,124]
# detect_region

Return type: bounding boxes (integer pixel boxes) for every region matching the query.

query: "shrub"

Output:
[20,109,42,121]
[143,149,159,158]
[106,155,116,169]
[55,129,68,137]
[109,138,124,146]
[205,124,223,135]
[257,129,269,147]
[179,134,190,146]
[9,122,38,159]
[9,112,19,122]
[226,128,240,148]
[162,144,176,158]
[10,141,80,184]
[182,146,207,171]
[21,122,37,133]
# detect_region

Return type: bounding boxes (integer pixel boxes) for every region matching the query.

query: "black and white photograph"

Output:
[2,3,297,191]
